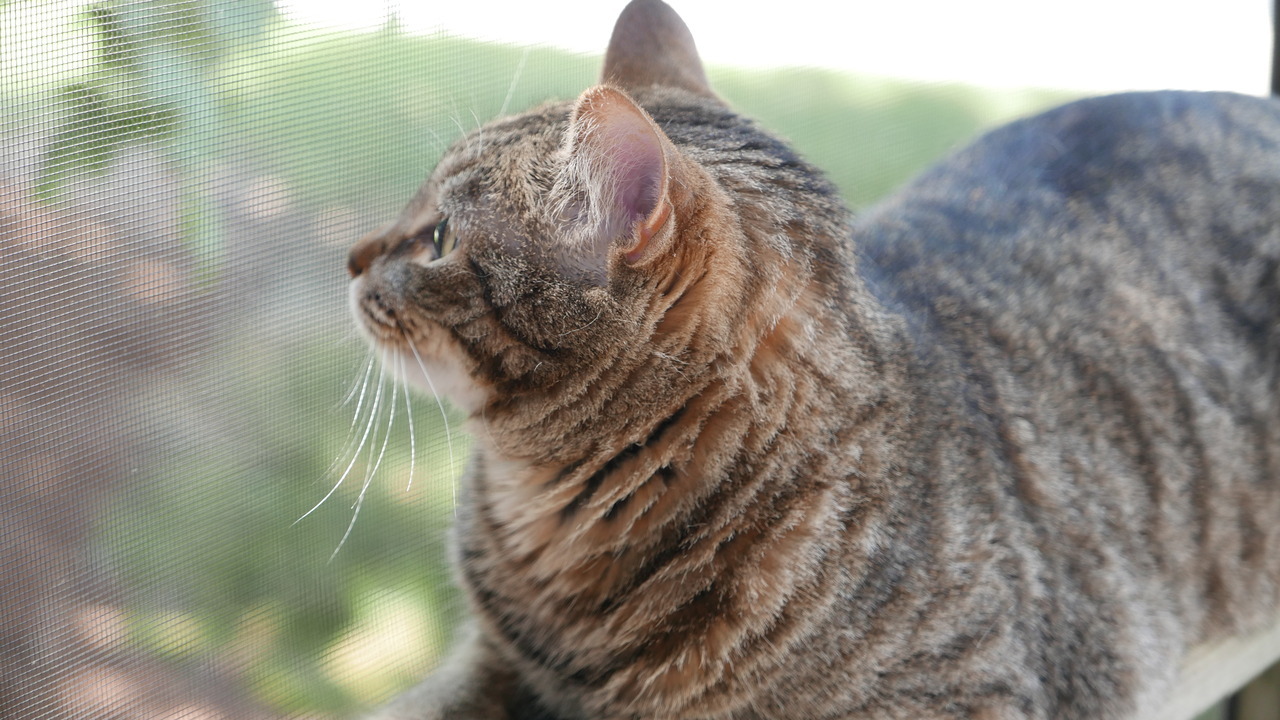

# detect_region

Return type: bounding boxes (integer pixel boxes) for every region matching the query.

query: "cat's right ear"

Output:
[602,0,714,98]
[554,85,677,272]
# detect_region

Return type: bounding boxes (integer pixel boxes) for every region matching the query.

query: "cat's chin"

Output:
[389,344,487,415]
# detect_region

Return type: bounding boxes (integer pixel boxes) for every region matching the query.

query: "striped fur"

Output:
[348,2,1280,718]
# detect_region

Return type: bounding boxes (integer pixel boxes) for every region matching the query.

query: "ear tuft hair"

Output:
[552,86,674,276]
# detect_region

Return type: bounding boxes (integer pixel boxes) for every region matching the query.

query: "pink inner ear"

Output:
[561,87,671,264]
[609,123,664,223]
[574,88,667,227]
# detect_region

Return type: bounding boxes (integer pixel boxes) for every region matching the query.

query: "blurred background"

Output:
[0,0,1272,718]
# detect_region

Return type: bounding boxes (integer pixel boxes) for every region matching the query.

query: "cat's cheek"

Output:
[347,278,488,414]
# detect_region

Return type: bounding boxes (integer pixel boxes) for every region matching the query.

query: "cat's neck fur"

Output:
[464,86,907,555]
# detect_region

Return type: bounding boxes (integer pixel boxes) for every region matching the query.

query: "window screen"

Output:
[0,1,1269,718]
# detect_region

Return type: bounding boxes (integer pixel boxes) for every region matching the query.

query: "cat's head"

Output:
[348,0,842,458]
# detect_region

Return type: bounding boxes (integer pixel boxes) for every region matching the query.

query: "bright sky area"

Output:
[277,0,1273,94]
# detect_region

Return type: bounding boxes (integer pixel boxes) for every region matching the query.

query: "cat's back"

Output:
[853,91,1280,707]
[858,91,1280,397]
[859,91,1280,308]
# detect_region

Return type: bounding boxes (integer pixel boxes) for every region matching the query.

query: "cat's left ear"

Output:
[602,0,715,99]
[556,85,676,269]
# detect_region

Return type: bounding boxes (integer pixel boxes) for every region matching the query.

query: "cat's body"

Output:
[347,2,1280,718]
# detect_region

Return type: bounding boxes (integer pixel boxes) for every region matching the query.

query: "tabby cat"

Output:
[346,1,1280,718]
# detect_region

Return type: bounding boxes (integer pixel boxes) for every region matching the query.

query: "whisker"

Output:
[467,107,488,157]
[425,125,450,157]
[449,113,472,154]
[331,359,400,560]
[558,308,603,337]
[399,352,418,492]
[405,339,459,513]
[326,352,379,471]
[330,491,366,563]
[330,423,380,561]
[365,351,398,488]
[319,352,378,480]
[298,361,388,525]
[499,46,531,118]
[340,352,376,408]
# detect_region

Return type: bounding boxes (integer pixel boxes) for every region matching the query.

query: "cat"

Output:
[345,0,1280,718]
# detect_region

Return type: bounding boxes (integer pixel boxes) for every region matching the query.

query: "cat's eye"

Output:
[432,217,458,259]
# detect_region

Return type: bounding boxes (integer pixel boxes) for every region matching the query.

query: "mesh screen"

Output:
[0,1,1264,719]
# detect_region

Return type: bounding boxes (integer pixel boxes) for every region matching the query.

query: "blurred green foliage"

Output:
[717,67,1067,208]
[106,333,467,713]
[38,81,178,195]
[32,0,276,261]
[221,34,596,214]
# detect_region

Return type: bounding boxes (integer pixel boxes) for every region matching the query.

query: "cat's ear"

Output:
[556,85,675,269]
[602,0,714,98]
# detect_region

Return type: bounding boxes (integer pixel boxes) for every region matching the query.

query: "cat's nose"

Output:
[348,226,393,277]
[348,242,375,277]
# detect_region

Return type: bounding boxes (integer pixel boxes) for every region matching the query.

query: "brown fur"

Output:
[348,1,1280,718]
